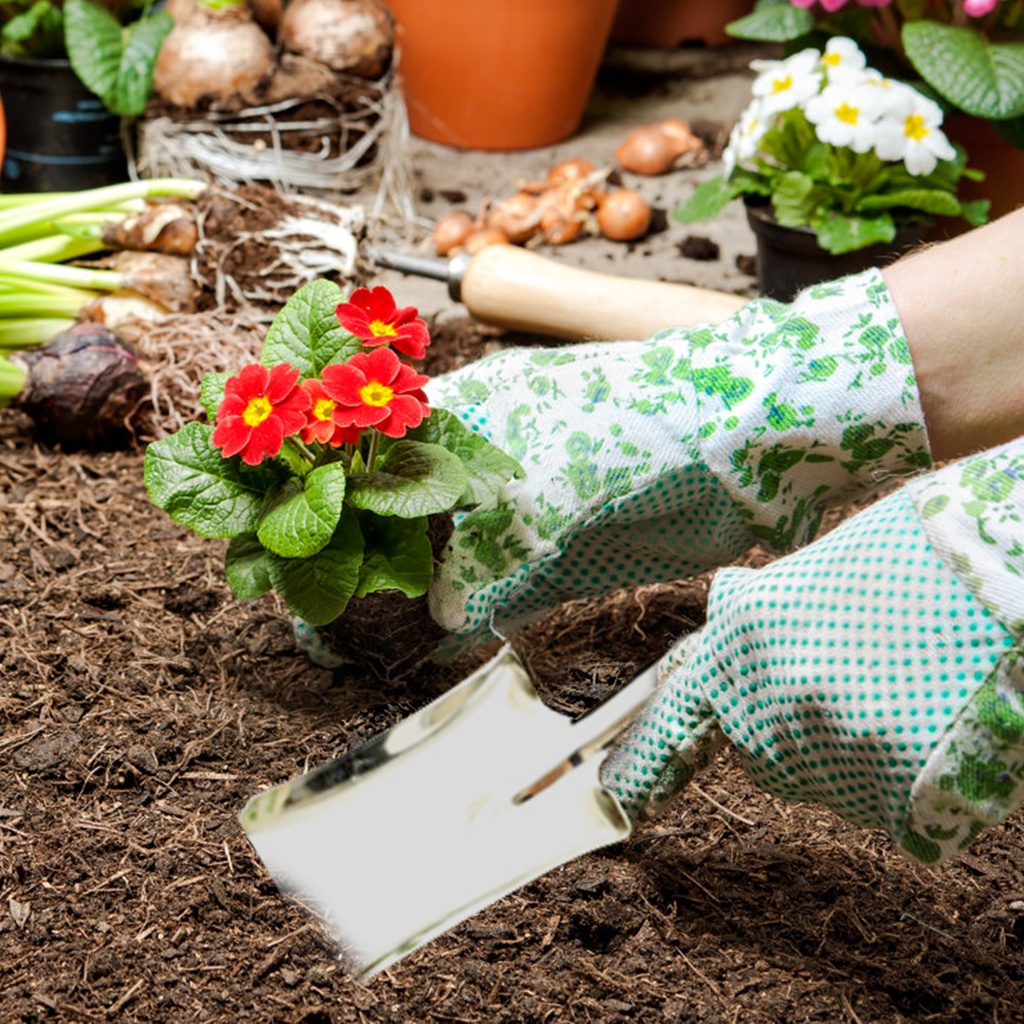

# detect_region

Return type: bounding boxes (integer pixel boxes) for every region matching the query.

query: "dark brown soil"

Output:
[3,314,1024,1024]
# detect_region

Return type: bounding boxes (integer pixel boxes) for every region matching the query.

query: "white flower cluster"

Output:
[724,37,956,178]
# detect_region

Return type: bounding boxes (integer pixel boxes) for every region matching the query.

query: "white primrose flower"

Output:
[750,48,823,117]
[804,79,900,153]
[820,36,868,83]
[723,99,769,177]
[872,84,957,175]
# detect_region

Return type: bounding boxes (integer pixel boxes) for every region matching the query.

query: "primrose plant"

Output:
[675,36,988,253]
[144,281,523,628]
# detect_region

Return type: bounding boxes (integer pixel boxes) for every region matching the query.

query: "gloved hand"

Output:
[425,268,931,643]
[603,439,1024,864]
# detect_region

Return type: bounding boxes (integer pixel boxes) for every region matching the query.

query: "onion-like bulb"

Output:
[153,0,274,108]
[596,189,651,241]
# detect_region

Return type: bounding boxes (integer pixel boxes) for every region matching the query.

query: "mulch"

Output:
[3,311,1024,1024]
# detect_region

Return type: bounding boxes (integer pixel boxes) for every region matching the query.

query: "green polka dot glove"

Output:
[603,438,1024,864]
[425,269,931,642]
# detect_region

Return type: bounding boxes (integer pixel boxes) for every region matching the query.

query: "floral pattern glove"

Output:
[603,438,1024,864]
[425,269,930,641]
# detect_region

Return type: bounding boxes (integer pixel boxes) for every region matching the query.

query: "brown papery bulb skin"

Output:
[13,323,148,449]
[462,227,509,254]
[278,0,394,78]
[432,211,476,256]
[153,3,274,109]
[596,189,652,242]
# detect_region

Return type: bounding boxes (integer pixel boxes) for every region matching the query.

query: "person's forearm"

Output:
[882,207,1024,462]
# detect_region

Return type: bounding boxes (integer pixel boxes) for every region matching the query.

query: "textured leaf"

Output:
[200,371,230,421]
[355,515,433,599]
[256,461,347,558]
[726,2,813,42]
[856,189,960,216]
[409,408,523,506]
[64,0,172,116]
[673,176,734,223]
[903,22,1024,120]
[262,278,360,375]
[224,534,273,599]
[267,509,364,624]
[815,213,895,255]
[143,422,282,538]
[346,441,467,518]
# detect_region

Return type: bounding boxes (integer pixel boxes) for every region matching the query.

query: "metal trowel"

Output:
[239,645,660,980]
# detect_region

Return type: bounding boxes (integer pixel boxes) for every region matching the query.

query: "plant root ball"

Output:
[14,323,148,449]
[153,3,274,108]
[278,0,394,78]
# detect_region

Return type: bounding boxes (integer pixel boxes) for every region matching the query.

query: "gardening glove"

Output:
[423,268,931,644]
[603,437,1024,864]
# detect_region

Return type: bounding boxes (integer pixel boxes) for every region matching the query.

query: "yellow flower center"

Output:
[771,74,793,94]
[822,52,841,67]
[835,102,860,126]
[313,397,335,422]
[904,114,929,142]
[359,381,395,407]
[243,395,273,427]
[369,319,398,338]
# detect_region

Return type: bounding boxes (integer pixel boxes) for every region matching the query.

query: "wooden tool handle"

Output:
[459,244,747,341]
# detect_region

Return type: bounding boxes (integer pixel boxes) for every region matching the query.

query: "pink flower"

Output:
[321,347,430,439]
[212,363,310,466]
[335,286,431,360]
[963,0,998,15]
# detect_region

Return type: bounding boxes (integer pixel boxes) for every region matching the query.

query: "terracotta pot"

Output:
[745,203,927,303]
[610,0,755,49]
[380,0,619,150]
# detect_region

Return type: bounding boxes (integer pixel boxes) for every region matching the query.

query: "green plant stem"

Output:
[0,259,124,293]
[0,293,92,319]
[284,437,318,465]
[0,179,205,249]
[365,430,381,471]
[0,234,107,264]
[0,354,29,405]
[0,319,76,348]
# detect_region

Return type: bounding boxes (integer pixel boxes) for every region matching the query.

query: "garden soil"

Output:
[4,309,1024,1024]
[4,50,1024,1024]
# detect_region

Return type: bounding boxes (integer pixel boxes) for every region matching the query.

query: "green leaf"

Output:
[346,440,468,518]
[200,371,230,421]
[256,461,347,558]
[355,515,434,599]
[815,212,895,255]
[261,278,361,375]
[409,408,523,506]
[673,176,734,223]
[267,508,365,625]
[903,22,1024,120]
[856,189,960,216]
[64,0,173,116]
[224,534,273,599]
[960,198,991,226]
[2,0,64,58]
[144,422,283,538]
[726,1,813,42]
[769,171,820,227]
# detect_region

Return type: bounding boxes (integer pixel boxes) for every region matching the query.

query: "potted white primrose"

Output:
[675,37,988,300]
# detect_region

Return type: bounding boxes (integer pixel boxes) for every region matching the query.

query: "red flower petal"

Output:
[212,361,308,464]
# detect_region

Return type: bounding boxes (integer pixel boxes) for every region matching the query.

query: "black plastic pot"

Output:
[0,54,128,192]
[745,202,927,302]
